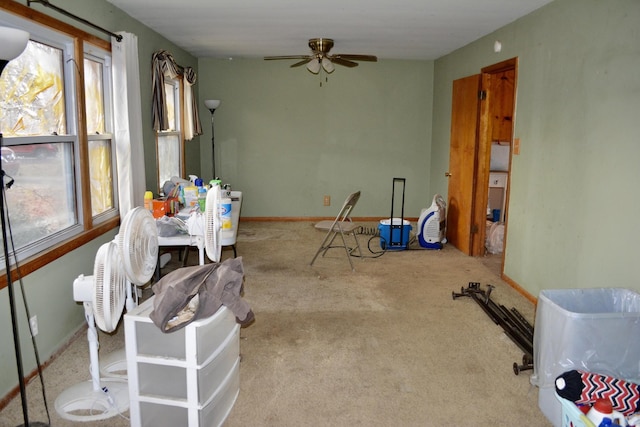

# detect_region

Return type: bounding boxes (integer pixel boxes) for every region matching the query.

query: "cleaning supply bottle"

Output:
[220,196,232,230]
[144,191,153,213]
[587,399,627,427]
[198,187,207,212]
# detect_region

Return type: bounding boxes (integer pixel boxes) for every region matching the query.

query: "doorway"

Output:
[446,58,517,273]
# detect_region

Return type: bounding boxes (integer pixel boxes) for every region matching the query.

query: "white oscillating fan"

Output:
[54,241,130,422]
[205,183,222,262]
[117,206,158,312]
[100,207,158,379]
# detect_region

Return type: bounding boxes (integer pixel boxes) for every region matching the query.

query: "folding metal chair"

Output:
[310,191,363,271]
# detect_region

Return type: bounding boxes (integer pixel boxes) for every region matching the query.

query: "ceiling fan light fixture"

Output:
[321,57,334,73]
[306,58,321,74]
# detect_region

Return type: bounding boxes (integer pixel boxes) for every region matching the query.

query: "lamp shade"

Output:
[0,27,29,62]
[204,99,221,110]
[321,57,334,74]
[306,58,321,74]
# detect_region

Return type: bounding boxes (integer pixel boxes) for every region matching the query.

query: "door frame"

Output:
[470,58,518,260]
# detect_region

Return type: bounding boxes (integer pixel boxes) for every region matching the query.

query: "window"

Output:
[156,77,183,193]
[0,6,118,276]
[84,49,117,219]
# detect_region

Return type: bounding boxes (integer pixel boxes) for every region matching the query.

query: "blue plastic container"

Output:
[556,393,595,427]
[378,218,412,250]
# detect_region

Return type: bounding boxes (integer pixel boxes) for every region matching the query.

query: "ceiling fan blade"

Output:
[290,58,313,68]
[264,55,310,61]
[333,54,378,62]
[267,40,377,73]
[330,57,359,68]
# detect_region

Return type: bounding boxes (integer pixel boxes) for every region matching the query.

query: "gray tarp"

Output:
[150,257,254,333]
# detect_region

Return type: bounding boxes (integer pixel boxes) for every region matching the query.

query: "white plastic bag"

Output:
[156,216,187,237]
[186,212,205,236]
[485,221,504,254]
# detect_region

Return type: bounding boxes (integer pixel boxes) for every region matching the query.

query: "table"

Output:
[156,191,242,277]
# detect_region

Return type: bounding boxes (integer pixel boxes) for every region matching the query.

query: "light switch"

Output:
[513,138,521,155]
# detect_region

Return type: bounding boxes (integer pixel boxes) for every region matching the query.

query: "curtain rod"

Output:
[27,0,122,42]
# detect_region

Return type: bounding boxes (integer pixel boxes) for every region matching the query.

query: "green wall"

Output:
[431,0,640,296]
[0,231,115,398]
[197,58,434,218]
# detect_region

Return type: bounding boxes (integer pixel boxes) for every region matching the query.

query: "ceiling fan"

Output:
[264,38,377,74]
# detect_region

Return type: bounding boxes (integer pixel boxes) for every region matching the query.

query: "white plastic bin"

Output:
[532,288,640,427]
[125,297,241,427]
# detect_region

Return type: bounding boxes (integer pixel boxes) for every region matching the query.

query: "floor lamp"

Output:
[204,99,221,180]
[1,27,49,427]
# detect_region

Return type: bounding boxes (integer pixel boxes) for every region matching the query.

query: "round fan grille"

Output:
[118,207,159,285]
[93,242,127,332]
[205,186,221,262]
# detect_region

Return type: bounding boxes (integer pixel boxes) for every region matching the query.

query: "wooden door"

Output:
[489,68,516,143]
[446,74,481,255]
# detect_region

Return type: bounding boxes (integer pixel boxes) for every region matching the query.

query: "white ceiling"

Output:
[104,0,553,60]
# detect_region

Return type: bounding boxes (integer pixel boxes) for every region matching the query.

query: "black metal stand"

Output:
[452,282,534,375]
[1,45,49,427]
[1,134,49,427]
[1,135,26,427]
[207,108,217,179]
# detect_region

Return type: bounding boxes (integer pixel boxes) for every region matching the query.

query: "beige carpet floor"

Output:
[0,221,552,426]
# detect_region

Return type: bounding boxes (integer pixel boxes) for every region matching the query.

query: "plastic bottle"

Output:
[144,191,153,213]
[599,418,624,427]
[198,187,207,212]
[587,399,627,427]
[219,197,232,230]
[183,185,198,209]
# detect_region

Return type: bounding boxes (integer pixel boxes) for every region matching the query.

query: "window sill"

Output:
[0,216,119,289]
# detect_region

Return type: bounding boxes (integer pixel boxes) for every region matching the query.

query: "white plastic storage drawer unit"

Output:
[125,296,240,427]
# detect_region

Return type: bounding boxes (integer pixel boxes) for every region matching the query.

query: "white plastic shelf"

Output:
[125,296,240,427]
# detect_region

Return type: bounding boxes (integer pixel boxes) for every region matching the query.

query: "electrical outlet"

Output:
[323,195,331,206]
[29,315,38,337]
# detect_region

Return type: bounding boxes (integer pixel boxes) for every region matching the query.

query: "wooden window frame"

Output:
[0,1,119,289]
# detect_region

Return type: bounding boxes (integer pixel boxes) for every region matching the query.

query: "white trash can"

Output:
[532,288,640,426]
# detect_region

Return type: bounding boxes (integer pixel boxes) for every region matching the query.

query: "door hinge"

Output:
[478,90,487,100]
[471,224,479,234]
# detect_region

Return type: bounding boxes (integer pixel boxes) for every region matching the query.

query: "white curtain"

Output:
[183,67,202,140]
[184,70,196,140]
[112,32,145,216]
